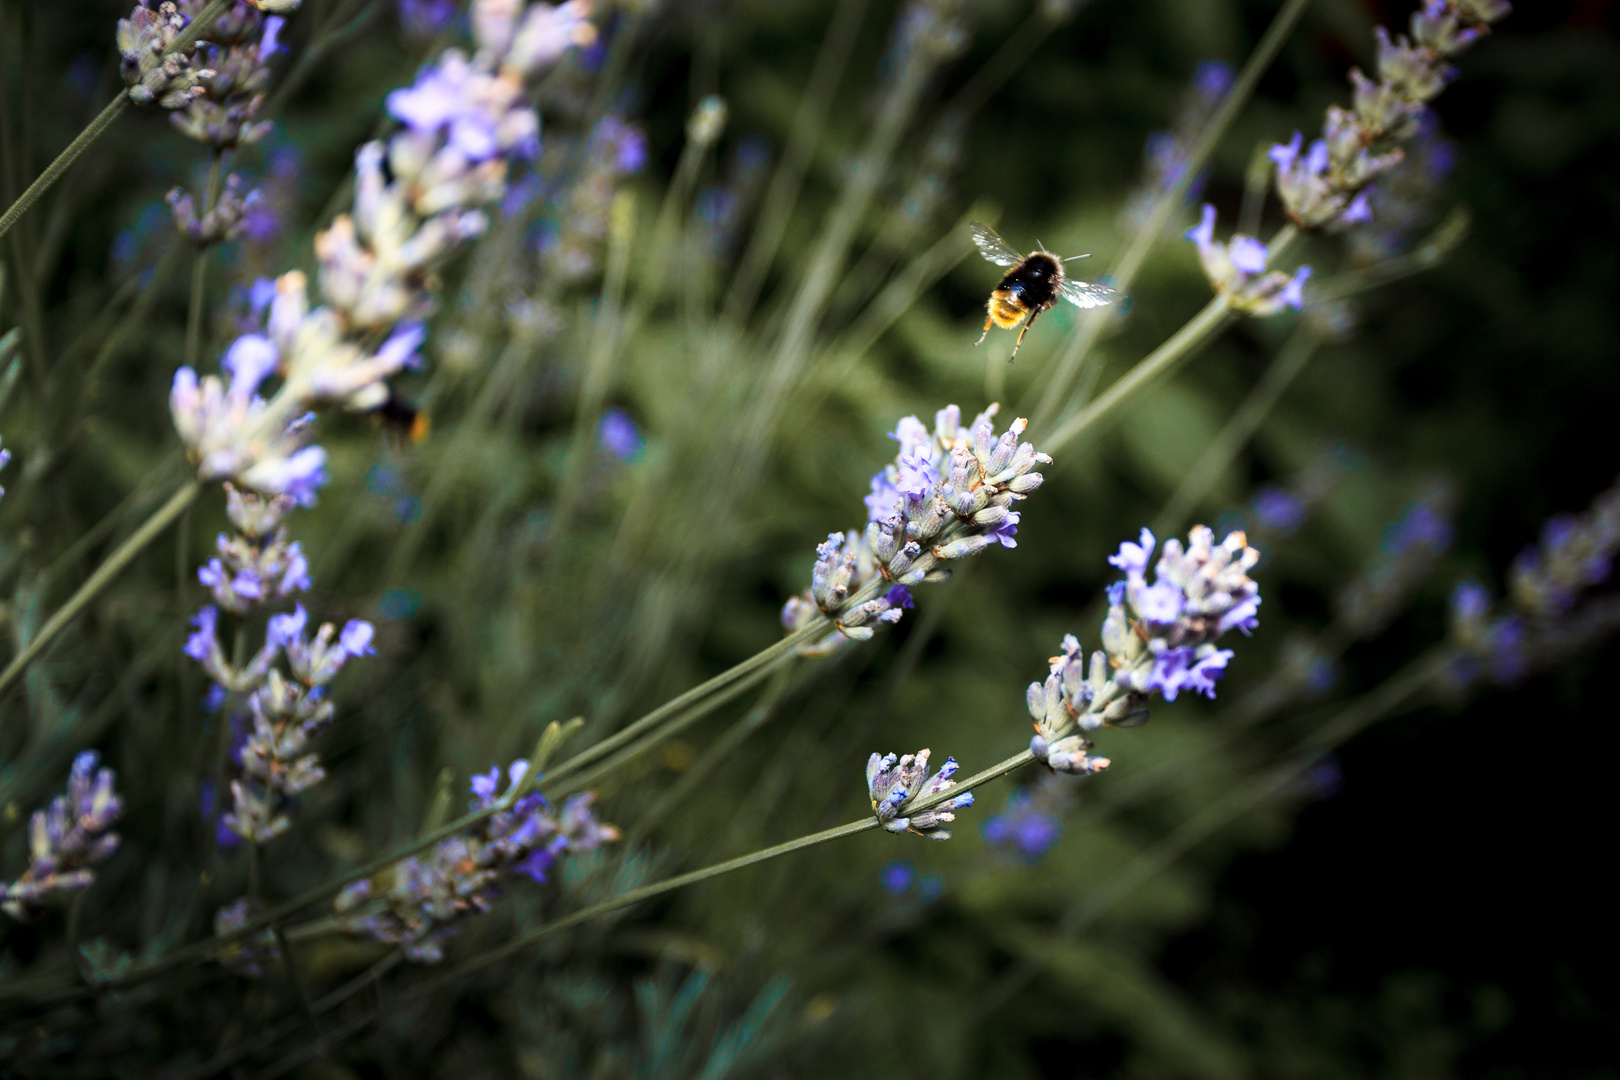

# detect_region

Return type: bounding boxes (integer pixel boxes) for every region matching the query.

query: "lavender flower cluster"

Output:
[116,1,220,110]
[781,404,1049,654]
[333,761,619,962]
[1336,486,1455,636]
[1271,0,1511,231]
[866,750,974,841]
[1451,477,1620,685]
[1185,205,1312,317]
[163,1,292,246]
[1,753,124,922]
[1028,527,1262,774]
[169,0,597,501]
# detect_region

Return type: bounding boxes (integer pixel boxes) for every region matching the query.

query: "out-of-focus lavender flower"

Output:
[1384,499,1455,555]
[0,438,10,499]
[1252,485,1306,535]
[2,752,123,921]
[879,861,916,894]
[398,0,459,36]
[1029,527,1262,774]
[1299,754,1345,800]
[1508,487,1620,617]
[214,899,281,978]
[1120,60,1233,235]
[981,789,1061,860]
[597,408,645,461]
[168,174,263,246]
[1337,486,1456,635]
[1348,115,1458,261]
[1186,205,1312,316]
[335,761,619,962]
[196,486,309,615]
[1272,0,1509,230]
[590,116,648,174]
[866,749,974,841]
[169,336,329,503]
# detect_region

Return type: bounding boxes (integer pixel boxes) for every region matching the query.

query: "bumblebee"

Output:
[368,388,431,444]
[970,222,1119,359]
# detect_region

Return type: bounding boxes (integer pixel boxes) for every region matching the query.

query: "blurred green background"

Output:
[2,0,1618,1075]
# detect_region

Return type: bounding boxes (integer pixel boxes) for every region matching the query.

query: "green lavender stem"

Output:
[245,744,1041,1076]
[184,152,225,370]
[1042,224,1302,456]
[11,598,863,1001]
[1026,0,1318,435]
[1043,295,1234,455]
[0,0,237,244]
[0,479,202,700]
[1152,319,1326,536]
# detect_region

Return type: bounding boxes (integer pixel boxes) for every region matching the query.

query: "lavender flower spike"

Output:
[1186,205,1312,317]
[866,749,975,841]
[1029,527,1262,774]
[335,761,619,963]
[117,2,216,110]
[2,752,124,921]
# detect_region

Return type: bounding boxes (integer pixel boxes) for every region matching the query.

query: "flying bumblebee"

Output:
[970,222,1119,359]
[367,387,431,444]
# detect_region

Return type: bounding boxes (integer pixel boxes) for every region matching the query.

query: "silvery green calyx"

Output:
[867,750,974,841]
[865,404,1047,576]
[117,2,216,110]
[785,404,1046,649]
[335,762,619,963]
[1025,636,1116,776]
[1030,527,1262,774]
[1,753,124,922]
[1185,205,1311,317]
[1271,0,1510,231]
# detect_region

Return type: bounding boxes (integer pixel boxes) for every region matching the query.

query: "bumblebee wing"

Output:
[1058,278,1120,310]
[969,222,1023,267]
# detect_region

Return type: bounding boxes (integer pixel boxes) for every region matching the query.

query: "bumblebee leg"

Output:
[1008,309,1041,360]
[975,313,994,346]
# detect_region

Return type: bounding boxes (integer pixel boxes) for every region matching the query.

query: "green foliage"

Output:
[1,0,1617,1077]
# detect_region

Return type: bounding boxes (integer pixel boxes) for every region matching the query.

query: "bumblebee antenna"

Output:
[1063,253,1091,262]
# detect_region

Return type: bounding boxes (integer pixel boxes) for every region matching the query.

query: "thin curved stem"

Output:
[0,0,237,244]
[1043,295,1233,456]
[1025,0,1318,435]
[1042,224,1302,457]
[14,606,850,1004]
[0,479,202,700]
[1152,319,1325,536]
[250,741,1039,1076]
